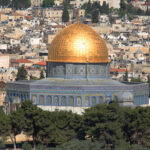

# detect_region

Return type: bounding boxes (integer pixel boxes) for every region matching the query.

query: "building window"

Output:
[39,95,44,105]
[99,96,103,104]
[76,96,82,106]
[92,96,96,106]
[47,96,52,105]
[74,67,77,74]
[114,96,118,101]
[69,96,74,106]
[84,96,89,106]
[7,93,9,97]
[27,94,29,99]
[24,94,26,100]
[54,96,59,106]
[61,96,67,106]
[32,95,37,104]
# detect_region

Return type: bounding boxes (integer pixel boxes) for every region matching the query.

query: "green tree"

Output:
[122,107,150,147]
[22,142,32,150]
[62,0,71,8]
[131,78,141,82]
[38,111,77,146]
[118,9,126,18]
[0,0,10,7]
[62,5,69,22]
[70,113,86,140]
[84,0,92,16]
[30,74,38,80]
[118,0,146,18]
[42,0,54,7]
[56,139,104,150]
[83,103,124,149]
[40,70,44,79]
[0,108,11,147]
[147,75,150,97]
[34,110,84,146]
[123,69,128,82]
[9,108,25,150]
[21,100,43,150]
[145,7,150,16]
[12,0,31,9]
[100,1,109,14]
[16,65,27,81]
[92,10,99,23]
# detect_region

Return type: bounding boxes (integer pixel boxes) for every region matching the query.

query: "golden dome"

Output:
[48,22,109,63]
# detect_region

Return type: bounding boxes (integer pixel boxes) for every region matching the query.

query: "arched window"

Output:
[113,96,118,101]
[61,96,67,106]
[54,96,59,106]
[24,94,26,100]
[99,96,103,104]
[69,96,74,106]
[47,96,52,105]
[84,96,89,106]
[7,93,9,98]
[76,96,82,106]
[39,95,44,105]
[21,93,23,101]
[32,95,37,104]
[92,96,96,106]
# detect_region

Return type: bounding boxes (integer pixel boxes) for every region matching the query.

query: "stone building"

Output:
[0,81,6,106]
[31,0,43,7]
[71,0,120,9]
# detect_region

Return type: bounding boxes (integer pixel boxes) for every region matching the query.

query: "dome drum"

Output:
[46,62,110,79]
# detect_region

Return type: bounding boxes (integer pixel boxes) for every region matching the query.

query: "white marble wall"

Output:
[38,105,89,114]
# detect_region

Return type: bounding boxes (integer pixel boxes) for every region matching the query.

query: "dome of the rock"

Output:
[5,22,149,115]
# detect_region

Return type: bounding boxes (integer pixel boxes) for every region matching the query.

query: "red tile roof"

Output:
[142,2,150,5]
[0,12,6,14]
[34,61,46,66]
[110,68,130,73]
[25,16,32,20]
[12,12,24,16]
[11,58,33,63]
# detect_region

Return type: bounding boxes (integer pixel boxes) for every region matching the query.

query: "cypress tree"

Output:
[0,0,10,7]
[40,70,44,79]
[12,0,31,9]
[123,69,128,82]
[42,0,54,7]
[145,7,150,16]
[92,10,99,23]
[62,5,69,22]
[16,65,27,81]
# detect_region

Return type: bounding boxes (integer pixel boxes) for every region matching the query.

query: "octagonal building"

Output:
[5,22,149,114]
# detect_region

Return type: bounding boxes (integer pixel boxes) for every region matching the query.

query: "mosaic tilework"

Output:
[46,62,109,79]
[6,80,149,107]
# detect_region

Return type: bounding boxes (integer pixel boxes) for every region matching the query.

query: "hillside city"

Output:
[0,0,150,149]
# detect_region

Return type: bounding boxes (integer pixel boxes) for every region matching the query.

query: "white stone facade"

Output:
[71,0,120,9]
[31,0,43,7]
[38,105,88,114]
